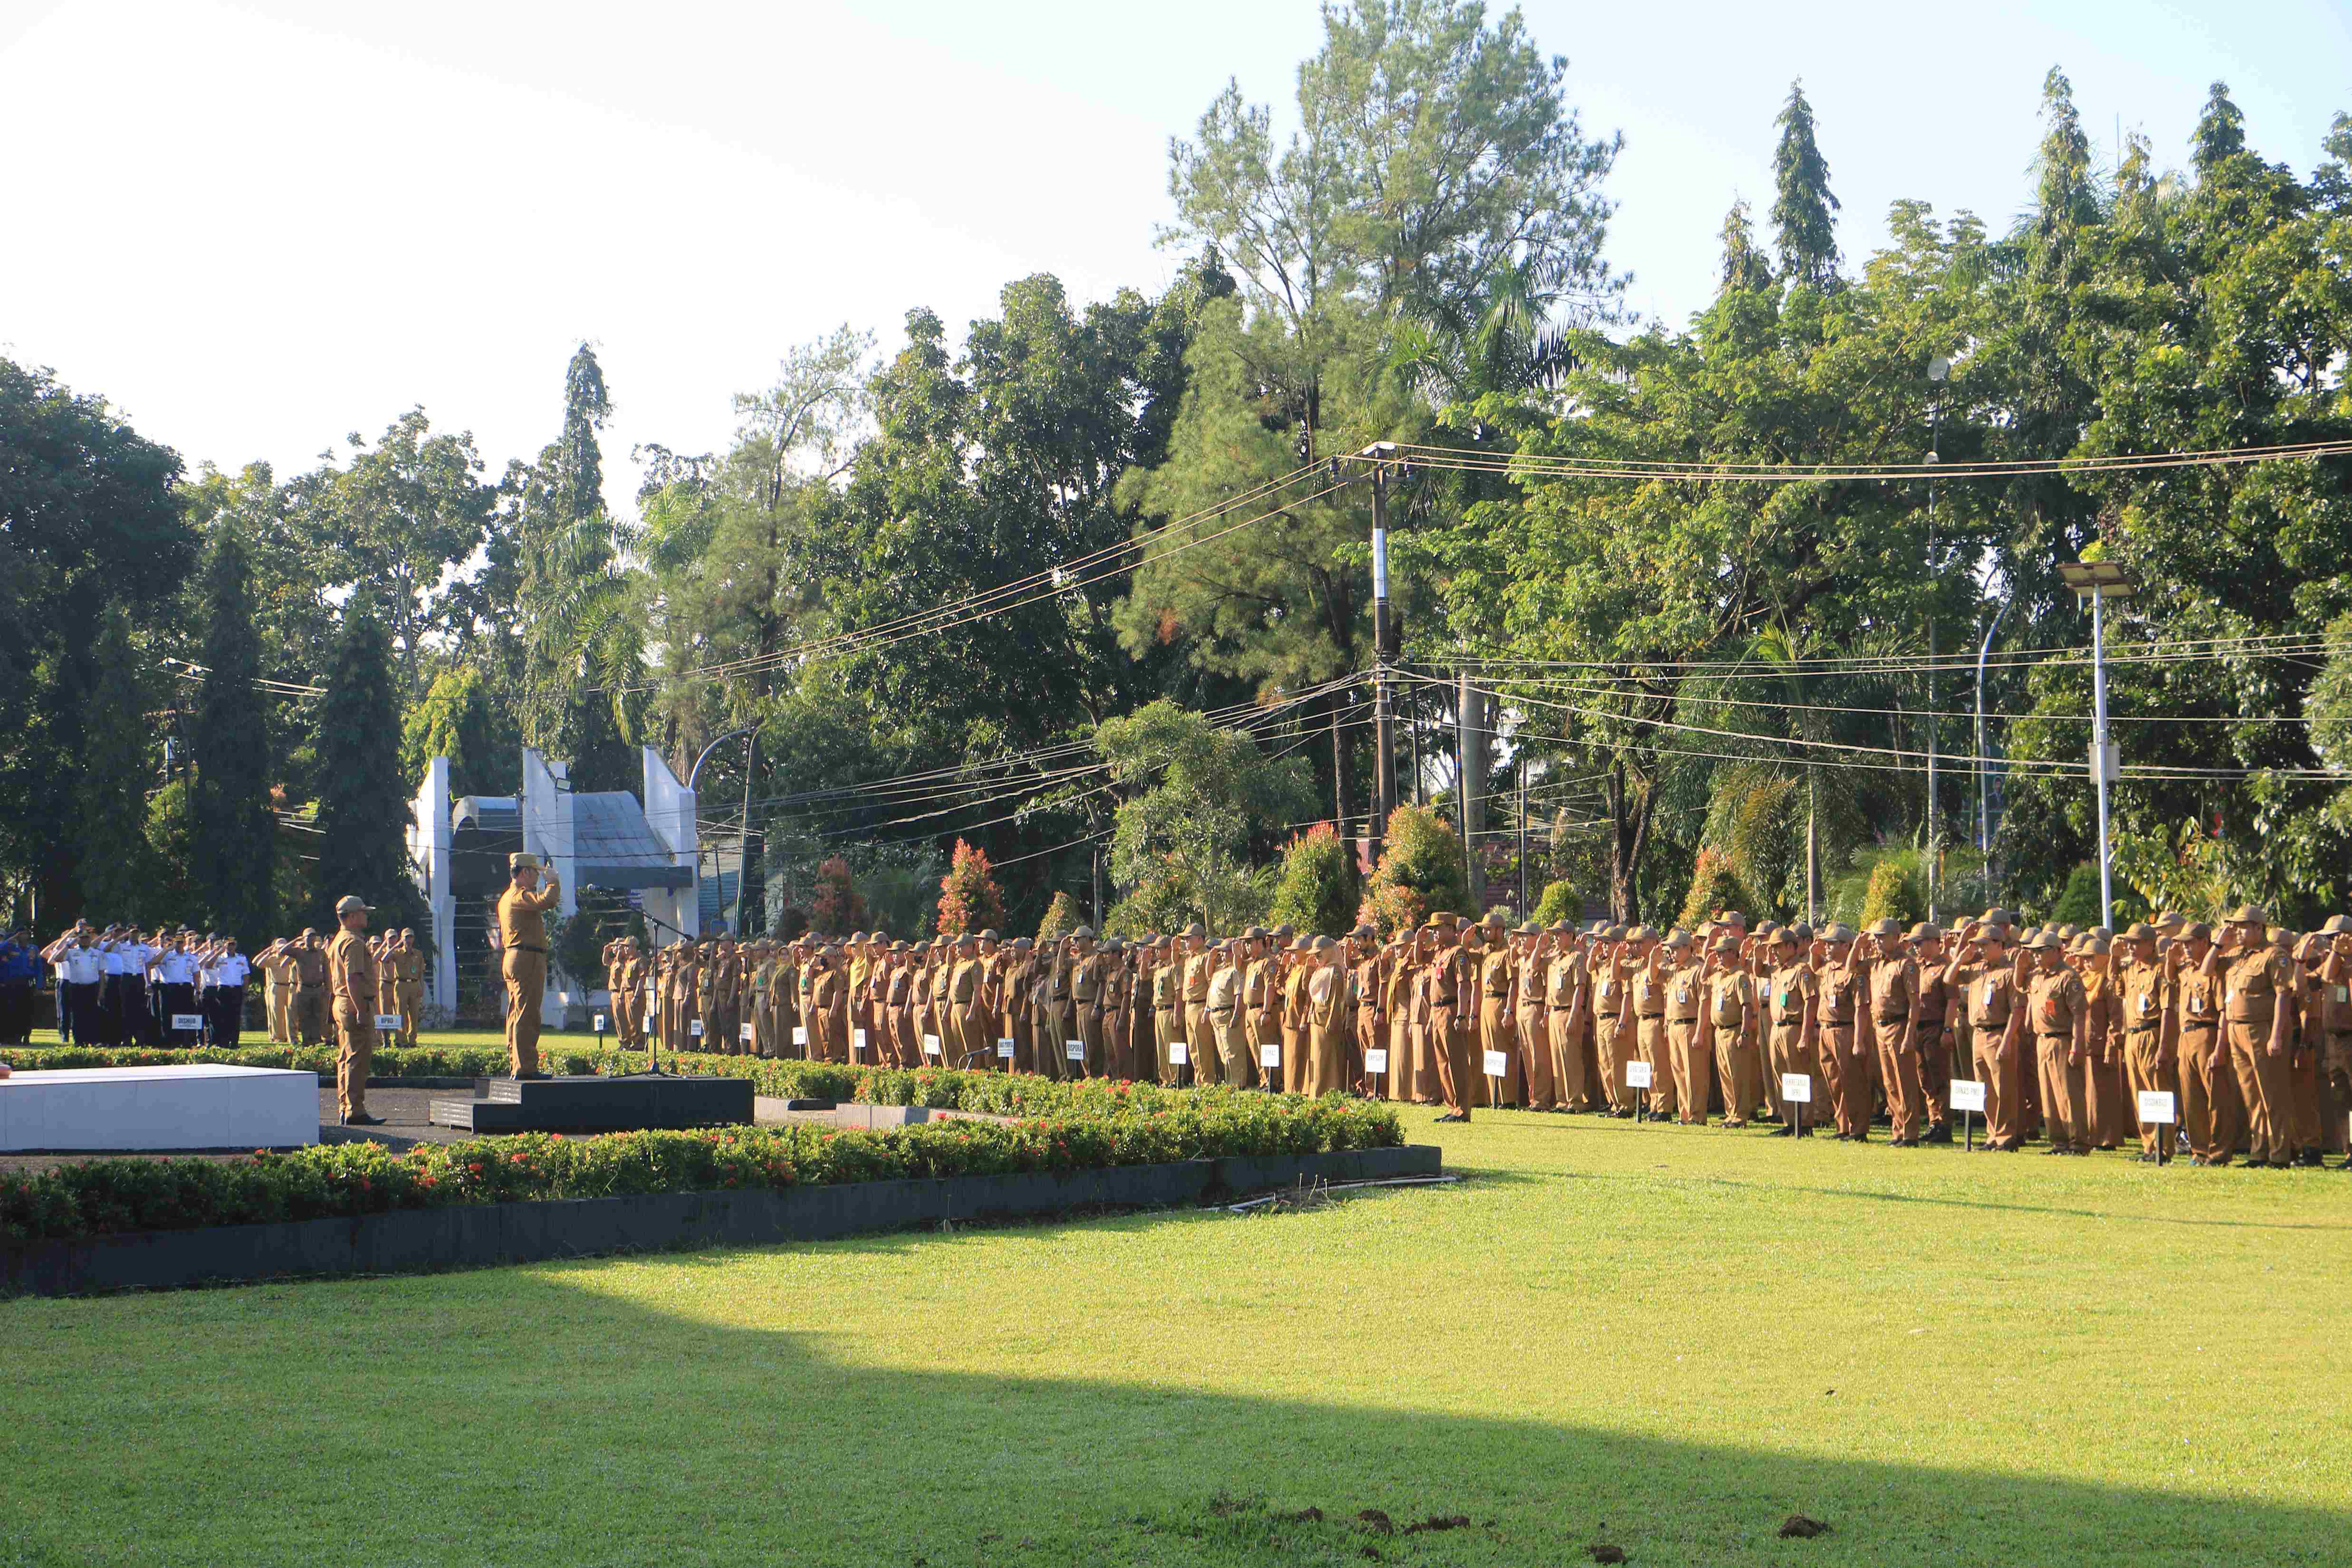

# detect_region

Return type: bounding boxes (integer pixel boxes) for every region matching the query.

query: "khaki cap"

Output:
[1866,918,1903,938]
[334,895,370,915]
[1665,930,1692,949]
[2225,904,2268,927]
[1908,922,1941,941]
[2121,922,2157,941]
[1425,912,1458,931]
[1822,923,1856,944]
[1183,921,1208,938]
[1071,926,1096,941]
[2027,931,2064,950]
[2320,915,2352,935]
[2183,922,2213,942]
[1709,934,1737,952]
[508,852,540,870]
[2154,910,2187,929]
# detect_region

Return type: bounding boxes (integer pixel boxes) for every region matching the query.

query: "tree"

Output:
[190,528,275,947]
[1037,890,1082,943]
[1531,879,1580,926]
[1358,803,1469,937]
[1718,198,1774,293]
[0,359,190,924]
[1095,700,1313,933]
[936,839,1006,937]
[809,856,869,937]
[1267,822,1358,936]
[1676,846,1753,932]
[401,663,512,800]
[77,607,163,920]
[1770,80,1840,287]
[311,604,423,932]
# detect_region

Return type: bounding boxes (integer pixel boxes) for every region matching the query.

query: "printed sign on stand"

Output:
[1482,1049,1508,1077]
[593,1014,608,1033]
[922,1034,942,1057]
[688,1020,704,1038]
[1780,1073,1812,1104]
[1064,1040,1085,1062]
[853,1028,868,1052]
[1364,1047,1389,1075]
[2137,1090,2178,1124]
[740,1023,755,1043]
[1259,1042,1281,1070]
[1624,1061,1654,1089]
[1948,1079,1988,1113]
[996,1040,1013,1059]
[168,1013,204,1032]
[372,1013,403,1033]
[792,1026,808,1047]
[1168,1042,1190,1066]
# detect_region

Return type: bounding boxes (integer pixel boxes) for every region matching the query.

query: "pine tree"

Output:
[1718,198,1775,293]
[312,603,424,934]
[191,528,275,947]
[1769,80,1840,288]
[77,606,163,920]
[2189,80,2247,178]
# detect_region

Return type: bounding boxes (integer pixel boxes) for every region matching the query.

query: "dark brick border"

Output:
[0,1144,1440,1297]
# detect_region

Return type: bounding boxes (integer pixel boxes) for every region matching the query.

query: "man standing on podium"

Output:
[499,851,562,1080]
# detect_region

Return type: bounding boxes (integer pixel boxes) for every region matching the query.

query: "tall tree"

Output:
[1770,80,1840,288]
[311,604,423,932]
[77,606,164,921]
[1718,198,1775,293]
[190,528,276,947]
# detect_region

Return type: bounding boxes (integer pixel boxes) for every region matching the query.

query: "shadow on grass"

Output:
[3,1252,2343,1568]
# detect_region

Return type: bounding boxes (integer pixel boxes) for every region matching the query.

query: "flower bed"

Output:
[0,1096,1402,1244]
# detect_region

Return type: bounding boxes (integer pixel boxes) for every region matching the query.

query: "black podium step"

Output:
[428,1073,754,1135]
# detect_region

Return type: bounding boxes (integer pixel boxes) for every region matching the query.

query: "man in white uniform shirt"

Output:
[151,933,199,1047]
[43,925,105,1045]
[205,937,251,1047]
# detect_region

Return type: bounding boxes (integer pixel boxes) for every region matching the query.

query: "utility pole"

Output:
[1925,355,1947,923]
[1457,670,1485,912]
[1976,594,2010,892]
[2058,560,2135,931]
[1364,444,1399,871]
[1517,755,1530,916]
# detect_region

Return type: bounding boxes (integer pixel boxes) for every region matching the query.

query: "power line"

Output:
[1388,436,2352,485]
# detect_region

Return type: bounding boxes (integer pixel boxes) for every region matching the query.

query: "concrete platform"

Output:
[0,1064,319,1152]
[429,1072,752,1134]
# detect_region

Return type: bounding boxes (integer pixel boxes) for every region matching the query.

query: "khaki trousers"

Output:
[1636,1015,1674,1118]
[2037,1035,2089,1154]
[396,985,421,1049]
[1037,1002,1071,1081]
[1876,1027,1924,1142]
[1711,1020,1759,1126]
[1917,1024,1952,1127]
[503,948,547,1077]
[2085,1052,2127,1148]
[1479,997,1520,1107]
[1666,1016,1709,1124]
[1214,1011,1253,1088]
[1822,1023,1873,1139]
[1186,1002,1214,1085]
[266,983,292,1044]
[1435,1014,1474,1115]
[1519,1007,1556,1109]
[293,988,328,1046]
[332,1001,376,1120]
[1075,1002,1107,1079]
[2228,1020,2294,1166]
[1152,1007,1179,1085]
[1970,1030,2021,1148]
[2123,1029,2169,1156]
[2180,1030,2242,1162]
[1596,1016,1630,1111]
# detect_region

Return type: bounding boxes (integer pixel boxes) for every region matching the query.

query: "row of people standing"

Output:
[31,923,252,1047]
[249,928,426,1049]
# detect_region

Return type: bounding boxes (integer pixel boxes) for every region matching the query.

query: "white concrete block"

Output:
[0,1064,319,1152]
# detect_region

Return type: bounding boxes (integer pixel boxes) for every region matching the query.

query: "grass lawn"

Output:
[1,1106,2345,1567]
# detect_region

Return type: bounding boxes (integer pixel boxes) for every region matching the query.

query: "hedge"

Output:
[0,1096,1403,1243]
[0,1045,1368,1124]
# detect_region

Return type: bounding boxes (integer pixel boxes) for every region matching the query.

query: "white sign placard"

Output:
[1065,1040,1085,1061]
[371,1013,401,1032]
[1482,1049,1509,1077]
[922,1034,941,1057]
[1948,1078,1987,1113]
[1780,1072,1813,1104]
[2137,1090,2178,1125]
[740,1023,755,1042]
[594,1014,609,1033]
[170,1013,204,1031]
[1169,1042,1190,1065]
[792,1026,808,1046]
[996,1041,1013,1059]
[1625,1060,1654,1089]
[1259,1041,1281,1070]
[688,1020,705,1038]
[1364,1047,1389,1075]
[852,1028,868,1050]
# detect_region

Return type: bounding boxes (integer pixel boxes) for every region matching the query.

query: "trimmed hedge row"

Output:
[0,1095,1403,1243]
[0,1045,1362,1124]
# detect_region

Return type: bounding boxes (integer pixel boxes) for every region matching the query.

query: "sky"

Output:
[7,0,2349,515]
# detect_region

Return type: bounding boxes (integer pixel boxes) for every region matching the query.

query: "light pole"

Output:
[1361,441,1400,871]
[1975,592,2010,869]
[2056,560,2136,930]
[1924,355,1948,921]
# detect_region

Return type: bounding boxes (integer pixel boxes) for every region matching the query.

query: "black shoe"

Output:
[342,1112,385,1127]
[1766,1124,1794,1137]
[2042,1146,2071,1156]
[513,1070,551,1081]
[2295,1150,2323,1167]
[1922,1122,1953,1145]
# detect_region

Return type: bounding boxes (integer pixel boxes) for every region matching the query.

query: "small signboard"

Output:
[1364,1047,1389,1075]
[371,1013,402,1033]
[1259,1042,1281,1070]
[922,1034,942,1057]
[739,1023,755,1043]
[996,1041,1013,1059]
[688,1020,704,1038]
[1482,1049,1509,1077]
[170,1013,205,1032]
[1625,1060,1654,1089]
[1780,1072,1813,1104]
[593,1014,608,1033]
[793,1026,808,1046]
[2137,1090,2178,1125]
[1949,1078,1988,1114]
[852,1028,868,1051]
[1169,1042,1190,1066]
[1064,1040,1085,1062]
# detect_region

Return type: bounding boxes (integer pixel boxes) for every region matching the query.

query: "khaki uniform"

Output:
[1425,945,1474,1115]
[1478,946,1520,1107]
[1663,959,1708,1124]
[292,943,329,1045]
[259,949,298,1044]
[1706,967,1759,1125]
[1205,963,1247,1088]
[1766,962,1821,1119]
[2221,947,2296,1166]
[2118,958,2170,1157]
[2026,965,2091,1154]
[394,945,425,1047]
[1632,962,1674,1119]
[327,927,378,1120]
[1816,958,1869,1139]
[2172,963,2235,1162]
[1867,955,1922,1143]
[495,880,561,1076]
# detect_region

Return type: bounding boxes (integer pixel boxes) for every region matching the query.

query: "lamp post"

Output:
[1975,592,2010,869]
[2056,560,2136,930]
[1924,355,1948,921]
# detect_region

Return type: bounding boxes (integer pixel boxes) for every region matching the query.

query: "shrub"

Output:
[2047,862,2105,928]
[1267,822,1358,937]
[1859,856,1922,926]
[809,856,869,937]
[1676,845,1752,932]
[1531,879,1581,927]
[1037,889,1082,943]
[1359,804,1467,935]
[0,1095,1404,1243]
[936,839,1007,937]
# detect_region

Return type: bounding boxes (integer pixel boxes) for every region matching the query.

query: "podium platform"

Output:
[0,1064,319,1151]
[428,1073,753,1135]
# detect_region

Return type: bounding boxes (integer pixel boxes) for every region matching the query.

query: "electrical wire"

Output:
[1386,436,2352,484]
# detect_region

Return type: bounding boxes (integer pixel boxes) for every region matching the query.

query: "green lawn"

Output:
[1,1108,2346,1567]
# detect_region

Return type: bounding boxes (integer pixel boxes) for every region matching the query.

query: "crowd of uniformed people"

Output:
[596,902,2352,1169]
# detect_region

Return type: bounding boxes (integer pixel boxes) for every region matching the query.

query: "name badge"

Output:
[1981,980,1997,1007]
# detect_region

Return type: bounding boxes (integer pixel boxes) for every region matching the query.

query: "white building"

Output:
[408,746,699,1026]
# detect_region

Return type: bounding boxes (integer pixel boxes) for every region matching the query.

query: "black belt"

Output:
[1549,1004,1576,1011]
[1637,1012,1663,1020]
[1206,1005,1234,1016]
[510,945,549,955]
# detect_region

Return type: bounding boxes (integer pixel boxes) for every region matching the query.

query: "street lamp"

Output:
[1924,356,1948,921]
[2056,559,2136,930]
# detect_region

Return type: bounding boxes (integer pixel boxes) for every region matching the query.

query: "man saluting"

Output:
[498,852,562,1080]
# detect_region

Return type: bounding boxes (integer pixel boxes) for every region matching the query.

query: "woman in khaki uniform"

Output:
[1811,926,1870,1141]
[2008,932,2091,1154]
[1704,934,1759,1127]
[1302,936,1348,1097]
[1659,932,1707,1125]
